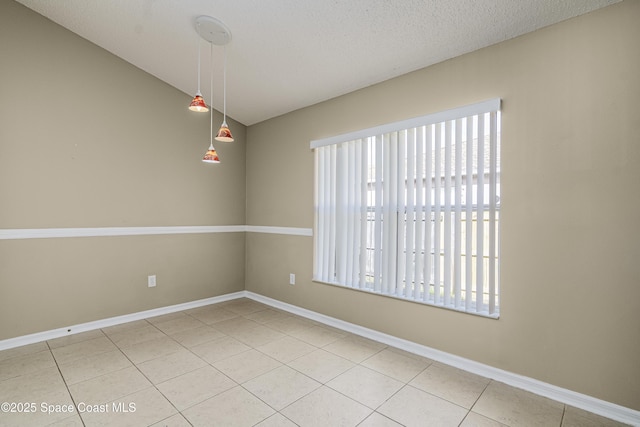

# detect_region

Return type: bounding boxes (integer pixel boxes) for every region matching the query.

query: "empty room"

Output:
[1,0,639,426]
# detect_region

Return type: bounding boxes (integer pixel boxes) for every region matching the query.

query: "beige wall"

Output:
[0,1,246,339]
[245,1,640,410]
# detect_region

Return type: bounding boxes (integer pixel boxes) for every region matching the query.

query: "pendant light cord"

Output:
[222,45,228,125]
[209,41,214,147]
[196,34,202,94]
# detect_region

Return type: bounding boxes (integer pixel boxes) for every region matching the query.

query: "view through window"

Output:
[312,99,501,317]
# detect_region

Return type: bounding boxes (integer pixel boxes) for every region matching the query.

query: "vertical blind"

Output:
[311,99,501,317]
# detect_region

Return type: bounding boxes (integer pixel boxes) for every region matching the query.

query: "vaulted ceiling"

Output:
[16,0,620,125]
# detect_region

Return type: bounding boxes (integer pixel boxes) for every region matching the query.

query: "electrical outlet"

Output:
[289,273,295,285]
[148,275,156,287]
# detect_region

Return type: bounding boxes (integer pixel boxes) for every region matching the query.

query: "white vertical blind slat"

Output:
[345,141,355,286]
[382,133,391,294]
[465,116,474,311]
[403,129,414,298]
[388,131,399,295]
[414,126,424,300]
[336,144,347,285]
[395,131,406,295]
[374,135,383,293]
[443,120,452,307]
[321,147,330,281]
[328,144,337,283]
[423,125,433,302]
[433,123,442,304]
[454,118,463,309]
[314,148,323,280]
[489,112,498,314]
[476,114,485,313]
[359,138,369,289]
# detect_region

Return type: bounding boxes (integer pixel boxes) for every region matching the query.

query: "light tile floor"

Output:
[0,298,629,427]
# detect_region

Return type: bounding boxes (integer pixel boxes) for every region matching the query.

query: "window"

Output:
[311,99,501,318]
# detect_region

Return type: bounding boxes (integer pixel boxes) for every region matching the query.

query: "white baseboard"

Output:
[245,291,640,426]
[0,292,245,351]
[1,290,637,425]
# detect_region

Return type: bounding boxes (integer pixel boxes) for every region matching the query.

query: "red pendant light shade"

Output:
[215,125,233,142]
[189,92,208,112]
[202,145,220,163]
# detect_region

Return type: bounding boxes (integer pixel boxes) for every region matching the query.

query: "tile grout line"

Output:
[236,308,357,426]
[463,378,495,426]
[104,319,217,426]
[146,307,290,423]
[254,306,421,426]
[251,310,408,426]
[559,404,567,427]
[46,339,87,427]
[266,309,499,427]
[99,325,176,424]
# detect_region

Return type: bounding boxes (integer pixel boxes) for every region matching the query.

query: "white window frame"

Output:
[311,98,501,318]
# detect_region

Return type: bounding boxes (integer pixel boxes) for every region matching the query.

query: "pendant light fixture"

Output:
[202,42,219,163]
[192,16,232,163]
[215,45,234,142]
[188,35,208,112]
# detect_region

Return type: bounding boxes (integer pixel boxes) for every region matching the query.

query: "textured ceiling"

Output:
[15,0,620,125]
